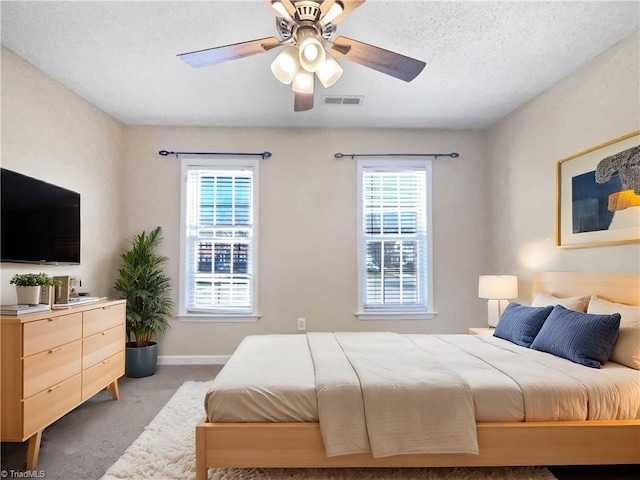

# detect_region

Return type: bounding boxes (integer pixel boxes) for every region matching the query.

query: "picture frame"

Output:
[556,131,640,248]
[39,285,54,307]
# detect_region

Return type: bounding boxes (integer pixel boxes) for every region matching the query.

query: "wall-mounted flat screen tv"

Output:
[1,168,81,265]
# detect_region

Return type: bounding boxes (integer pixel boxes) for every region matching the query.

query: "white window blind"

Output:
[180,160,258,318]
[357,160,434,319]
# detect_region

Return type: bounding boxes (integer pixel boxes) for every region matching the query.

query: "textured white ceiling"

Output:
[1,1,638,129]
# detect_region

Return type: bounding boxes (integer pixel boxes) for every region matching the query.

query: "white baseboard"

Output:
[158,355,230,365]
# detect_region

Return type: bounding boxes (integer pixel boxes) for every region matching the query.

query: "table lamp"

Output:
[478,275,518,327]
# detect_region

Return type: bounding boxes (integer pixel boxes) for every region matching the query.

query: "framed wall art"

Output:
[556,131,640,248]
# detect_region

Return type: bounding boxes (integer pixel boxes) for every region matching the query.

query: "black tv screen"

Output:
[1,168,80,265]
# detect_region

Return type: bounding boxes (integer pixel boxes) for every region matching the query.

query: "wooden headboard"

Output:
[532,272,640,306]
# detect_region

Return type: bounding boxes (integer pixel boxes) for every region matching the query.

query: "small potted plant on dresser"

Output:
[10,272,60,305]
[114,226,173,378]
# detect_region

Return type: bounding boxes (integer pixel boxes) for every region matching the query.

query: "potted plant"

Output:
[114,226,173,378]
[10,272,60,305]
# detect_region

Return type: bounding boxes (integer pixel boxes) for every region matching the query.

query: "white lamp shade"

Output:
[316,54,343,88]
[271,1,292,21]
[478,275,518,300]
[271,46,300,85]
[298,36,326,72]
[292,69,314,94]
[321,2,344,24]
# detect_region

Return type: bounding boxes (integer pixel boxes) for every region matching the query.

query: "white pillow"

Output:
[531,293,590,312]
[587,296,640,370]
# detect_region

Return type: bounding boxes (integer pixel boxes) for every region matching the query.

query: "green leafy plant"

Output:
[114,226,173,348]
[10,272,61,287]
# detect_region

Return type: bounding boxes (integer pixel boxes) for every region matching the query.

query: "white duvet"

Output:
[204,332,640,458]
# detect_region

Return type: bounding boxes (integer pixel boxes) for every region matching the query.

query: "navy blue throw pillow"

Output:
[530,305,621,368]
[493,303,554,347]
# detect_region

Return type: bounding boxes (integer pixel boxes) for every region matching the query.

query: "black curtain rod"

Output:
[334,152,459,160]
[158,150,272,159]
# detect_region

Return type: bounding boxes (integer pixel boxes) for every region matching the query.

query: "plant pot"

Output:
[125,341,158,378]
[16,285,41,305]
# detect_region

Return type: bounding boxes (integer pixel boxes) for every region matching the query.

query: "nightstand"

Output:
[468,327,495,335]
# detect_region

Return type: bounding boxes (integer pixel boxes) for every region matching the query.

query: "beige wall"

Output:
[0,47,125,304]
[3,29,638,357]
[122,127,489,356]
[485,32,640,301]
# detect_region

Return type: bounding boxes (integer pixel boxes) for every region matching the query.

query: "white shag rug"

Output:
[101,381,557,480]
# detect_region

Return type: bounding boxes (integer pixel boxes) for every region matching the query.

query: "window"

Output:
[356,159,434,320]
[179,158,259,320]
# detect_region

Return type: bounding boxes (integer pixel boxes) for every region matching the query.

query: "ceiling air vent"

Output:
[322,95,364,106]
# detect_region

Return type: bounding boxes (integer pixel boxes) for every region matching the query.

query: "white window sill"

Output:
[354,311,438,321]
[177,313,261,323]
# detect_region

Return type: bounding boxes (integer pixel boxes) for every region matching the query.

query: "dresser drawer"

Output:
[23,339,82,398]
[83,327,124,369]
[23,373,81,438]
[83,303,125,338]
[82,351,124,401]
[23,313,83,357]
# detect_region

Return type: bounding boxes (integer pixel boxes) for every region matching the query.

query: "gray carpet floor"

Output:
[1,365,638,480]
[1,365,219,480]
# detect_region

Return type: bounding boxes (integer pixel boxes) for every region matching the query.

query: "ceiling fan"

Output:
[177,0,426,112]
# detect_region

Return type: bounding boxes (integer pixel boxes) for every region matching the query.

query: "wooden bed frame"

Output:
[195,272,640,479]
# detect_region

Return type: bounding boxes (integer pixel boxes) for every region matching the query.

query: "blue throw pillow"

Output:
[530,305,621,368]
[493,303,554,347]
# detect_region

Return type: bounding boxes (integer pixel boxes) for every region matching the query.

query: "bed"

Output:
[195,272,640,480]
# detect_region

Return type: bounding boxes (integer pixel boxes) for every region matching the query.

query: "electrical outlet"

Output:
[297,317,306,331]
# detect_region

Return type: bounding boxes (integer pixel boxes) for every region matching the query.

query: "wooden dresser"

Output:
[1,299,126,469]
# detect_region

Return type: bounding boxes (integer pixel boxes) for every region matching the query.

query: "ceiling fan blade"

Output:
[178,37,281,68]
[329,0,366,25]
[294,92,314,112]
[331,36,425,82]
[319,0,337,17]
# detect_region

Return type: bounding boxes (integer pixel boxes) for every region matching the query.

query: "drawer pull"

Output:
[102,359,111,364]
[48,384,62,392]
[102,330,110,335]
[48,347,62,354]
[103,306,111,310]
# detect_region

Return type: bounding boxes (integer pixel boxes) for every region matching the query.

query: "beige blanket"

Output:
[307,332,479,458]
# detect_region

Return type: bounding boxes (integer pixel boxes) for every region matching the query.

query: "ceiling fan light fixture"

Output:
[179,0,426,112]
[292,69,314,94]
[298,36,326,72]
[271,46,300,84]
[316,54,343,88]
